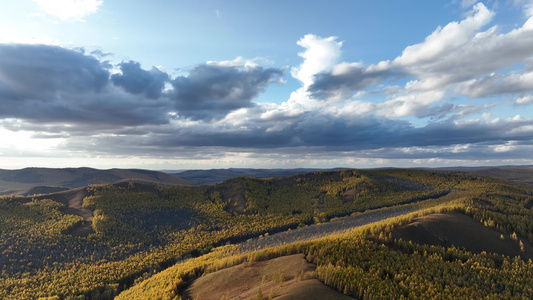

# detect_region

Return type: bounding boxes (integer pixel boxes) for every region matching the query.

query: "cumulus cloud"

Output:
[308,4,497,99]
[394,3,494,71]
[291,34,342,88]
[457,71,533,98]
[259,34,345,122]
[308,62,401,101]
[0,44,109,100]
[32,0,103,20]
[0,44,286,126]
[516,94,533,105]
[0,44,169,126]
[516,0,533,17]
[305,2,533,122]
[170,63,283,120]
[2,2,533,168]
[111,61,169,99]
[391,3,533,95]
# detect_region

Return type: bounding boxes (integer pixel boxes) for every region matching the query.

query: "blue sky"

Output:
[1,0,533,170]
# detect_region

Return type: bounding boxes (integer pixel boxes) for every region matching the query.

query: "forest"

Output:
[1,168,533,299]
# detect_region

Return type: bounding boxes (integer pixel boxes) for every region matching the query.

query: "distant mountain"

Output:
[0,167,191,195]
[4,165,531,196]
[174,168,341,185]
[461,166,533,186]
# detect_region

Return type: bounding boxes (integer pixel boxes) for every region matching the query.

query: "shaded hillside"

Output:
[174,168,332,185]
[24,185,70,196]
[391,212,533,260]
[0,167,191,195]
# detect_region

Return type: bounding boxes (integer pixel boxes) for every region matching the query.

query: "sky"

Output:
[1,0,533,170]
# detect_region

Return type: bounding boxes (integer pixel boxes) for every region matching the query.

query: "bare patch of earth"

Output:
[182,254,354,300]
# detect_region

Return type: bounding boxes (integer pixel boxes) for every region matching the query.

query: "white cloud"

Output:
[393,3,494,69]
[306,2,533,122]
[335,100,376,118]
[516,94,533,105]
[260,35,345,119]
[457,71,533,98]
[32,0,103,20]
[207,56,258,69]
[491,141,517,152]
[376,89,446,118]
[395,7,533,91]
[3,6,533,169]
[291,34,342,87]
[0,121,64,156]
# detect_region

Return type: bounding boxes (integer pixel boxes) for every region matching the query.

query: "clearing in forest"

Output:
[391,212,533,260]
[182,254,354,300]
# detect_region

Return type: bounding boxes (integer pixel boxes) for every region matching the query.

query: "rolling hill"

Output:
[463,166,533,186]
[173,168,335,185]
[0,167,191,195]
[2,168,533,299]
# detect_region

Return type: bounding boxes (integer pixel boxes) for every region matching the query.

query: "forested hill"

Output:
[118,169,533,300]
[461,166,533,186]
[0,167,333,195]
[4,166,531,196]
[0,167,191,195]
[173,165,533,186]
[173,168,334,185]
[3,168,533,299]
